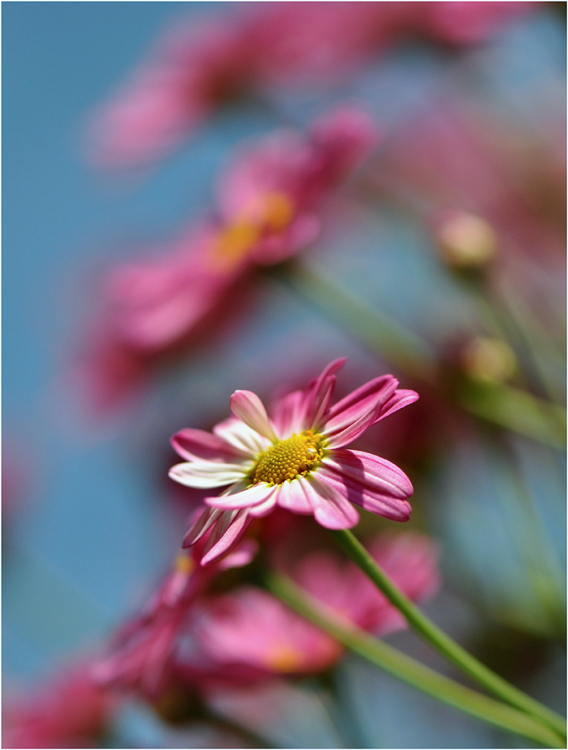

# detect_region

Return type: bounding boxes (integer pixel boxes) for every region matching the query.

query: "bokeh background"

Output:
[3,2,566,748]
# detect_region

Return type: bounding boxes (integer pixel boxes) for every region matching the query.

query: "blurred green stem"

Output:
[274,260,566,448]
[329,529,567,740]
[266,572,566,748]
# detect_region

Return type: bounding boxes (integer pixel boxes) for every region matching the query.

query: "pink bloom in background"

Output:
[3,664,113,749]
[295,531,440,633]
[170,358,418,565]
[176,531,439,680]
[93,542,256,698]
[88,3,534,168]
[82,108,378,410]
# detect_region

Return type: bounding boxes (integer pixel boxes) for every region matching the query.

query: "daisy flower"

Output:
[169,358,418,565]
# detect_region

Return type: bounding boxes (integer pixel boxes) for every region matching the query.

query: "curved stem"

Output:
[330,529,566,740]
[265,572,565,748]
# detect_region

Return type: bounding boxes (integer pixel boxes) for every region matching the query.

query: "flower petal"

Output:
[326,374,396,421]
[323,449,413,498]
[317,458,412,522]
[171,428,245,462]
[213,417,270,456]
[200,508,253,566]
[230,391,278,442]
[375,389,420,422]
[169,461,249,489]
[183,506,223,547]
[299,474,359,529]
[204,481,276,510]
[276,479,313,514]
[324,376,399,444]
[270,389,305,439]
[303,358,346,429]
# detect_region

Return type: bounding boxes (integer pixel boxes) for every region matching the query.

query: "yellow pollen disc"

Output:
[264,644,304,673]
[252,431,324,486]
[212,220,262,269]
[260,192,295,232]
[175,552,195,575]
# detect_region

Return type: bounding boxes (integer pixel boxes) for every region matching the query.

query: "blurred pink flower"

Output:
[89,3,533,168]
[93,542,256,698]
[83,108,378,410]
[88,20,257,169]
[170,358,418,565]
[3,664,113,749]
[178,531,439,679]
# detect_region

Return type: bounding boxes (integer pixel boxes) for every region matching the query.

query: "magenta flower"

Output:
[170,358,418,565]
[178,531,439,679]
[82,109,378,410]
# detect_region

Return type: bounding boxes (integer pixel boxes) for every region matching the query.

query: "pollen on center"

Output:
[252,431,324,485]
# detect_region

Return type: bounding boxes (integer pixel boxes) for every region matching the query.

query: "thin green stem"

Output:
[266,572,565,748]
[274,260,566,448]
[330,529,567,740]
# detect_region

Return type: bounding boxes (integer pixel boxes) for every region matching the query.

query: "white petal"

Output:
[169,461,249,489]
[214,417,270,456]
[230,390,278,442]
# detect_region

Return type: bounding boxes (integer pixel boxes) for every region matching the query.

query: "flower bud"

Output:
[461,336,517,383]
[436,210,497,270]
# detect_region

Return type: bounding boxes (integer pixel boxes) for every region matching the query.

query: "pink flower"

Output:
[177,531,439,679]
[294,531,440,633]
[82,109,378,410]
[3,664,113,749]
[170,358,418,565]
[88,20,257,169]
[93,542,256,697]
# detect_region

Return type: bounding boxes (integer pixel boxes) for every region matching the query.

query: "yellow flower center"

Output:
[175,552,195,576]
[264,644,305,673]
[208,191,295,271]
[251,430,325,485]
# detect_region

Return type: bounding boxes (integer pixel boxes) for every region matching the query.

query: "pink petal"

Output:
[270,389,305,439]
[247,489,279,517]
[230,390,277,441]
[183,506,223,547]
[317,464,412,522]
[169,461,247,489]
[375,389,420,422]
[323,449,414,498]
[276,479,313,514]
[204,482,276,510]
[299,474,359,529]
[324,377,399,444]
[303,358,346,429]
[171,428,245,461]
[201,508,253,566]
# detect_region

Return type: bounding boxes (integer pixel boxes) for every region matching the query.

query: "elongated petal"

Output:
[201,508,253,566]
[324,377,398,440]
[299,474,359,529]
[171,428,244,462]
[247,488,279,517]
[183,506,223,547]
[230,391,278,442]
[213,417,269,456]
[204,481,276,510]
[317,465,412,522]
[303,358,346,429]
[324,405,384,448]
[323,449,413,498]
[375,389,420,422]
[169,460,248,489]
[327,374,396,421]
[276,479,313,514]
[270,389,305,439]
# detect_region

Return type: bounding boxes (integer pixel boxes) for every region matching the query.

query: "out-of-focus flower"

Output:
[461,336,517,384]
[88,3,534,168]
[295,531,440,633]
[176,531,439,680]
[82,108,378,410]
[88,20,257,169]
[170,358,418,565]
[3,664,114,749]
[93,542,256,698]
[435,210,497,271]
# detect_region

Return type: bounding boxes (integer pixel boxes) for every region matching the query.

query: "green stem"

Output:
[274,260,565,448]
[266,572,565,748]
[330,529,567,740]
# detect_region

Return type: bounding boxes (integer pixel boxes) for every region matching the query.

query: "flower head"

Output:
[170,359,418,565]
